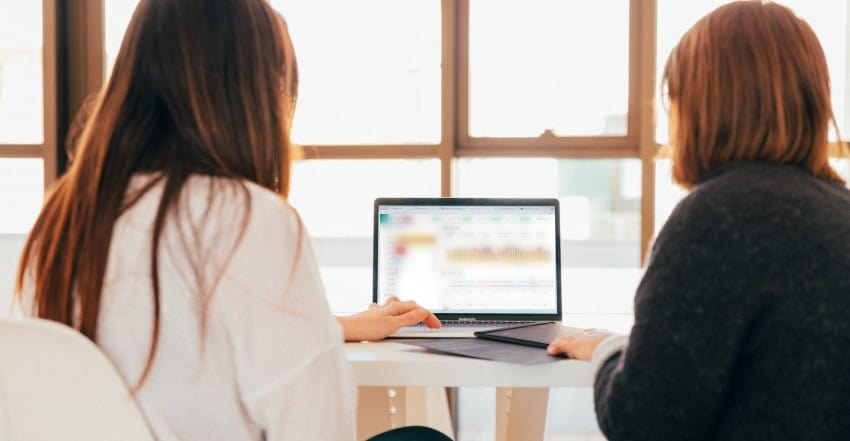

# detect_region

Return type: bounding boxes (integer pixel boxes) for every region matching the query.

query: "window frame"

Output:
[0,0,58,189]
[455,0,643,156]
[0,0,106,197]
[14,0,850,265]
[299,0,658,262]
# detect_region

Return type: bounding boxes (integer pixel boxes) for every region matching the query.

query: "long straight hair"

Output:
[663,1,843,188]
[16,0,299,388]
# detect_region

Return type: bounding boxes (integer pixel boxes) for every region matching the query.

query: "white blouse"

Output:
[31,175,357,440]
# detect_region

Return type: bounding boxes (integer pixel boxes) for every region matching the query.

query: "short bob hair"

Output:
[663,1,844,189]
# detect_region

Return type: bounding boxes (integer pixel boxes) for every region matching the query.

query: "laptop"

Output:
[373,197,562,338]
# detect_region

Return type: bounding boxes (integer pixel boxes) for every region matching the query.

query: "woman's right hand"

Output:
[337,296,441,342]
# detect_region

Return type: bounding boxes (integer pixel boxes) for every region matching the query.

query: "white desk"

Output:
[346,341,592,441]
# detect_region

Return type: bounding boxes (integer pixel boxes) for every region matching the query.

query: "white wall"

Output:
[0,234,26,317]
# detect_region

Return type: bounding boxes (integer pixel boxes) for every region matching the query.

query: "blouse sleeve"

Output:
[214,196,357,441]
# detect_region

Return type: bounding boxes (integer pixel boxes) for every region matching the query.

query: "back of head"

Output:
[98,0,298,194]
[663,0,842,188]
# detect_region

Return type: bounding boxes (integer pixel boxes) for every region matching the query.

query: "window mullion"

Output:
[638,0,658,266]
[441,0,459,197]
[42,0,59,187]
[54,0,105,180]
[845,1,850,136]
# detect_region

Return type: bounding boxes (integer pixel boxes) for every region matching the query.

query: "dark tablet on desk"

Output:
[475,322,581,349]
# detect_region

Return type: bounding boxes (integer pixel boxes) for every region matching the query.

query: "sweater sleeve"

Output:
[594,189,765,441]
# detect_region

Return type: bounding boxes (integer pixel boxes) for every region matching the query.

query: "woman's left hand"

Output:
[547,328,614,360]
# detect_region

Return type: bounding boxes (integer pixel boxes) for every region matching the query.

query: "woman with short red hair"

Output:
[549,2,850,439]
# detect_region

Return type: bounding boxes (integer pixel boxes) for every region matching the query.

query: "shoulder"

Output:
[180,175,302,235]
[181,175,292,216]
[668,162,836,230]
[650,164,782,263]
[170,175,308,287]
[654,162,850,264]
[181,176,321,305]
[690,162,848,210]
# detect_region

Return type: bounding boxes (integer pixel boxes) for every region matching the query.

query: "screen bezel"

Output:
[372,197,562,321]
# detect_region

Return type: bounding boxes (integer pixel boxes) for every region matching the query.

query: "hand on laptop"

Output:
[546,328,614,360]
[337,296,442,342]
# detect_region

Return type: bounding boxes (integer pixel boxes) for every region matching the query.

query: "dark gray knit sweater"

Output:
[595,162,850,441]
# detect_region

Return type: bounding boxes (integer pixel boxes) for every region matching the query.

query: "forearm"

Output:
[336,316,355,341]
[590,335,629,377]
[591,324,738,441]
[335,314,387,342]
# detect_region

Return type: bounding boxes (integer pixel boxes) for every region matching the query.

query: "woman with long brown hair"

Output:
[15,0,446,439]
[548,2,850,439]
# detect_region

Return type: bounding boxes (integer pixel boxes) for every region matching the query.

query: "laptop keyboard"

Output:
[438,320,533,327]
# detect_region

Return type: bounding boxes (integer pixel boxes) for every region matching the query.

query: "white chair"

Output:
[0,317,154,441]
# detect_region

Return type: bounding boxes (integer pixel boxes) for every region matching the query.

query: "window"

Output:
[104,0,137,77]
[0,2,46,235]
[96,0,850,335]
[275,0,442,146]
[656,0,849,144]
[468,0,630,138]
[0,2,43,144]
[0,2,49,318]
[0,159,43,233]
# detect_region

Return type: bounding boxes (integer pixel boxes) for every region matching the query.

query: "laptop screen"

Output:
[373,198,561,318]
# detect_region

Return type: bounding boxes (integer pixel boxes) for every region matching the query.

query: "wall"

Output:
[0,234,25,316]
